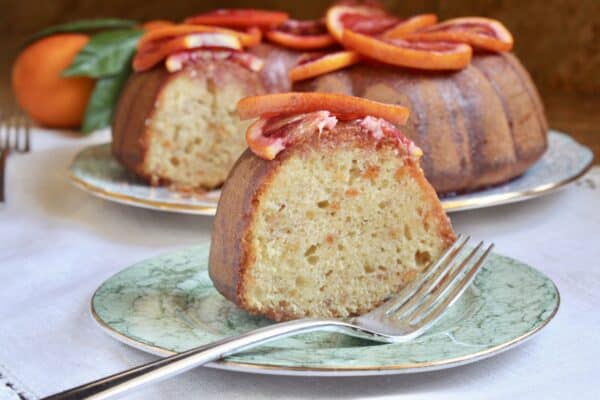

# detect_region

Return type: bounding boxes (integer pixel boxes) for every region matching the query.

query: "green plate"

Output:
[91,245,559,376]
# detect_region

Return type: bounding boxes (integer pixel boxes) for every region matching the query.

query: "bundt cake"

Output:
[209,93,456,321]
[111,5,548,195]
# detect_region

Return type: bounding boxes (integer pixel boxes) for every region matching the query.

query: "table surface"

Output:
[1,129,599,400]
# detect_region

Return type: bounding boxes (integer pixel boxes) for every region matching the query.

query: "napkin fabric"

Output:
[0,129,599,400]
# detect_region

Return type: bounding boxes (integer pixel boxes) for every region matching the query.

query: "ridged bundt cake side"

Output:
[296,53,548,194]
[209,121,456,321]
[112,59,265,190]
[112,44,548,194]
[471,53,548,160]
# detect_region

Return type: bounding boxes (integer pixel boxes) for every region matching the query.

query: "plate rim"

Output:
[440,157,593,212]
[68,170,217,215]
[69,131,593,215]
[90,250,561,377]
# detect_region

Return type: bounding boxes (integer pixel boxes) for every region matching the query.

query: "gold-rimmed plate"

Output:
[68,145,221,215]
[70,131,592,215]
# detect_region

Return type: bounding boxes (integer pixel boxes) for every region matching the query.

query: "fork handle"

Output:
[42,319,348,400]
[0,148,7,203]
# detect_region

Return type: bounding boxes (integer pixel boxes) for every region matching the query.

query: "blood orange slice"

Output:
[265,19,336,50]
[138,24,259,49]
[184,9,289,29]
[165,50,264,73]
[246,111,338,160]
[407,17,513,52]
[241,27,263,47]
[133,33,241,72]
[341,29,472,70]
[326,4,399,42]
[381,14,438,38]
[288,51,361,82]
[237,92,410,125]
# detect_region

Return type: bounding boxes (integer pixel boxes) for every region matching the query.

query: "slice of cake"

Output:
[209,93,456,321]
[112,56,266,190]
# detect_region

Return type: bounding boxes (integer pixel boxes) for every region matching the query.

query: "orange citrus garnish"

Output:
[405,17,514,52]
[265,19,336,50]
[288,51,361,82]
[326,4,397,42]
[165,50,264,73]
[381,14,438,38]
[185,9,289,29]
[245,111,338,160]
[242,27,263,47]
[133,32,241,72]
[341,29,472,70]
[137,24,259,49]
[237,92,410,125]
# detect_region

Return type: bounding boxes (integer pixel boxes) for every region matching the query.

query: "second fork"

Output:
[0,111,31,203]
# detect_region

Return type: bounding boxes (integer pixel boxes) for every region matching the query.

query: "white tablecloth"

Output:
[1,129,599,400]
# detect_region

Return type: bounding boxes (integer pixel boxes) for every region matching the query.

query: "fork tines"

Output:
[0,109,31,202]
[1,111,31,153]
[385,234,493,332]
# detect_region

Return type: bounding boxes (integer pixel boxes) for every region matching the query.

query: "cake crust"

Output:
[208,149,278,302]
[112,67,169,181]
[209,123,456,320]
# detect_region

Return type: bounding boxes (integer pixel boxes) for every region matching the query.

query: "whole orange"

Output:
[12,34,95,129]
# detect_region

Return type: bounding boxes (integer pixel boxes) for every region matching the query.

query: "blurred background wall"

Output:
[0,0,598,154]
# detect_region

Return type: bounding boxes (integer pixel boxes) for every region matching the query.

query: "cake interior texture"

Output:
[144,66,261,189]
[241,143,454,320]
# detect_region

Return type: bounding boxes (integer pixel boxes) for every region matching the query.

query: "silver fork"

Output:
[44,235,492,400]
[0,111,31,203]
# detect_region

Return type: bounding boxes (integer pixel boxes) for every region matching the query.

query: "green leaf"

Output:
[24,18,138,46]
[81,63,132,134]
[62,29,143,78]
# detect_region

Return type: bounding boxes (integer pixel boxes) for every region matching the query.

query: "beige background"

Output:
[1,0,598,158]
